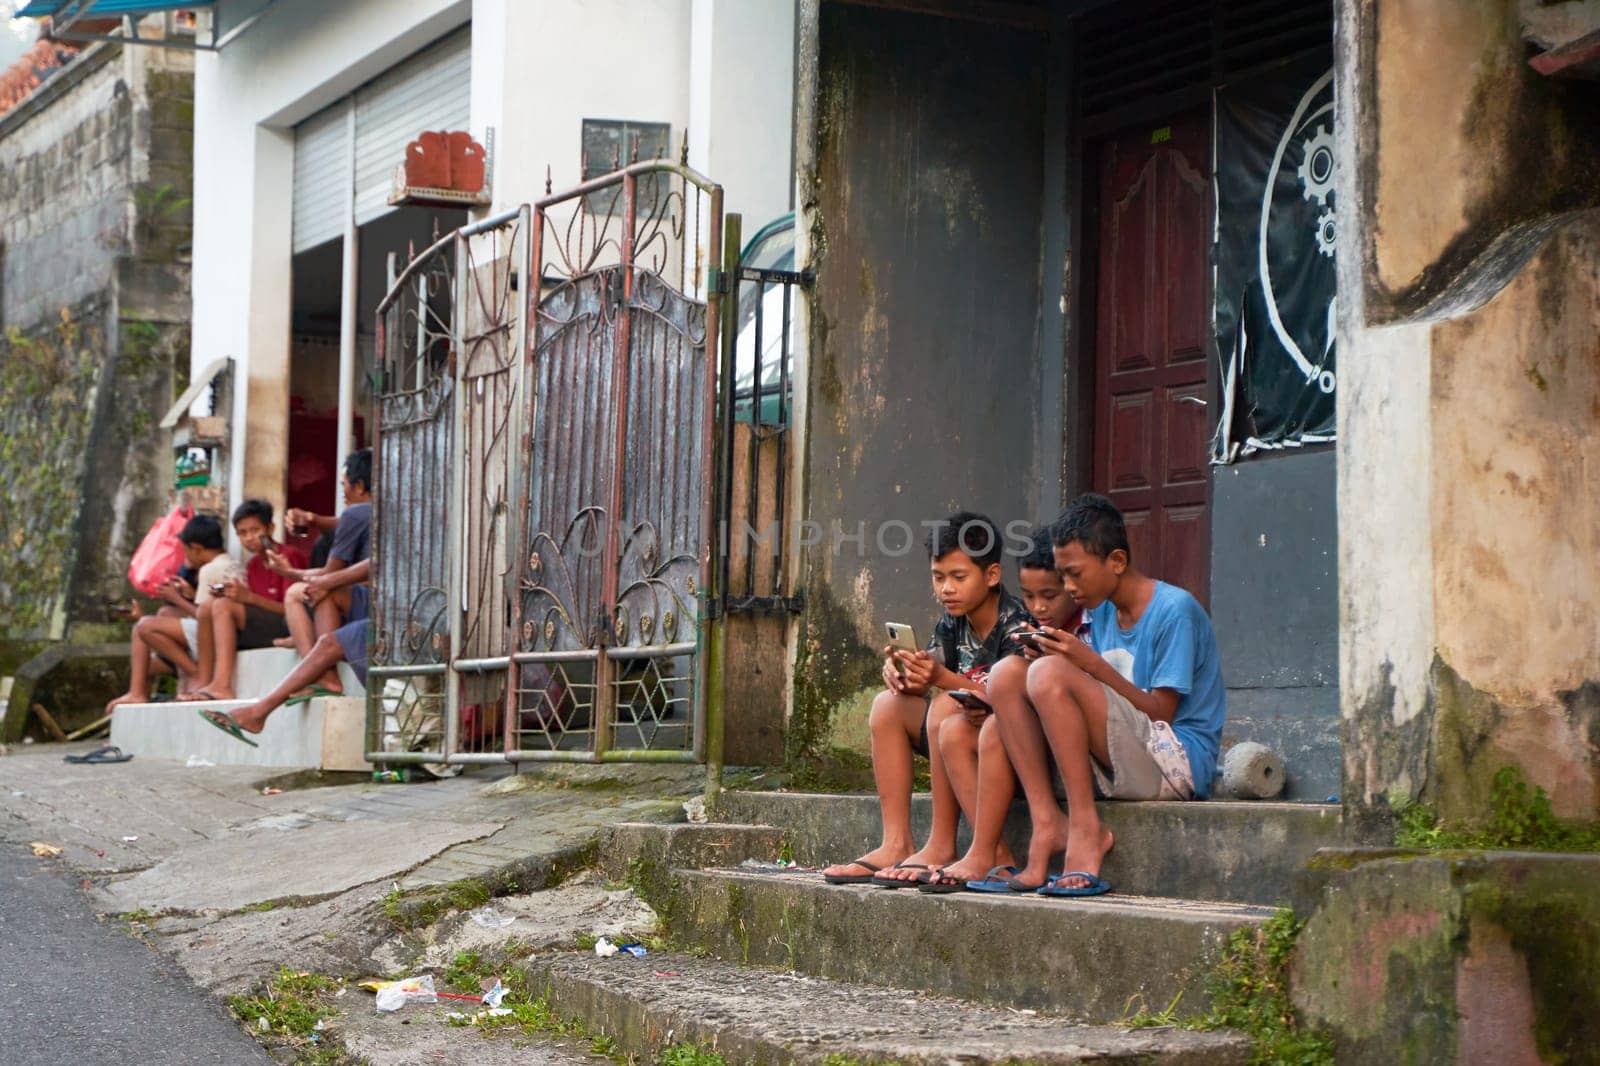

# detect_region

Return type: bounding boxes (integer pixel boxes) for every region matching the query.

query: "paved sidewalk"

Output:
[0,742,698,913]
[0,741,700,1064]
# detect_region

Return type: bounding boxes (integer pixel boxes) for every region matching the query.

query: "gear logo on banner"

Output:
[1260,69,1337,396]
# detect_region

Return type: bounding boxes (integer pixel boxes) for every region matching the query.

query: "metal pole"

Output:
[703,210,738,800]
[335,100,358,515]
[444,234,468,760]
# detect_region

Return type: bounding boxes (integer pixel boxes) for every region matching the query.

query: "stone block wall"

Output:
[0,42,193,642]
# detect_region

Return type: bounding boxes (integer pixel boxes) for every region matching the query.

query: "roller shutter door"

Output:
[291,26,471,253]
[292,102,350,254]
[353,27,472,226]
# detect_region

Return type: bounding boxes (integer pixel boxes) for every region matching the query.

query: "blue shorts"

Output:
[345,583,370,624]
[334,618,369,687]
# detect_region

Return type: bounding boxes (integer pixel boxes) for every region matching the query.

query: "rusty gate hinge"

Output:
[707,267,731,295]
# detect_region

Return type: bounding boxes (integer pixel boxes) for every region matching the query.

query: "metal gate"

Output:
[368,161,723,766]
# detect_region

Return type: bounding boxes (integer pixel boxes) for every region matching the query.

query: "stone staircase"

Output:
[515,791,1354,1064]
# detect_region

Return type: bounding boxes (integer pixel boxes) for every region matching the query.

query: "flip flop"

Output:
[966,865,1034,893]
[63,745,134,765]
[197,709,260,748]
[283,685,341,708]
[1037,871,1112,897]
[916,870,969,894]
[872,861,931,889]
[821,858,883,885]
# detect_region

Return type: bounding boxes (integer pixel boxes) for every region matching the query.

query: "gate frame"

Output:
[367,163,726,769]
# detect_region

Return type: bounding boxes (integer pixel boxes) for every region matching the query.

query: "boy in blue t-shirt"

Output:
[995,493,1225,897]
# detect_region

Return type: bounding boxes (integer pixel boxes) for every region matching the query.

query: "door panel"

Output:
[1092,114,1213,605]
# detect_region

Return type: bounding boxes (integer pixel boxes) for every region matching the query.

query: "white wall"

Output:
[194,0,796,518]
[191,0,470,515]
[690,0,796,233]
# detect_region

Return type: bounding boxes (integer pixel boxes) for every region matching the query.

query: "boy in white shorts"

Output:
[992,493,1225,897]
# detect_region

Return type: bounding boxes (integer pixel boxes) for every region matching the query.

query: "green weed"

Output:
[658,1043,728,1066]
[1395,767,1600,852]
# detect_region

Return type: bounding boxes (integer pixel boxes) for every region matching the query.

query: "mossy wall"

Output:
[0,44,192,645]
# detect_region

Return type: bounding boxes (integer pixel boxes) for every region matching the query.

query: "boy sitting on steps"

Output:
[821,511,1030,887]
[919,528,1091,891]
[994,493,1225,897]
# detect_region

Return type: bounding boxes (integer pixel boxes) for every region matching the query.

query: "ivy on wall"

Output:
[0,304,105,637]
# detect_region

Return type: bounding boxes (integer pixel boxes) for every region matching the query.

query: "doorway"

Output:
[1088,112,1213,605]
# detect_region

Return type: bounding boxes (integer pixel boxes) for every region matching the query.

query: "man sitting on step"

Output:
[198,617,368,748]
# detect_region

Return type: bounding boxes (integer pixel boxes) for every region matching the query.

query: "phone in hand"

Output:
[884,622,919,679]
[948,690,993,713]
[209,582,227,596]
[1012,623,1052,649]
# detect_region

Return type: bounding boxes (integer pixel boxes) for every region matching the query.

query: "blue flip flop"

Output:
[1037,871,1112,897]
[966,865,1028,893]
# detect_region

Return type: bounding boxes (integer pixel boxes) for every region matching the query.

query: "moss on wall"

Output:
[0,306,107,637]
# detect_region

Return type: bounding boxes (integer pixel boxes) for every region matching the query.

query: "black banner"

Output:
[1214,54,1337,459]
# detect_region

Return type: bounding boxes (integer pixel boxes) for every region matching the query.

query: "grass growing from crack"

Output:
[1394,766,1600,852]
[380,877,492,931]
[1122,911,1333,1066]
[227,968,349,1061]
[658,1044,729,1066]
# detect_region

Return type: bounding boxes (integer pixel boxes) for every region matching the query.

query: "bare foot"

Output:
[1012,813,1068,889]
[872,844,958,884]
[104,692,147,715]
[821,845,912,880]
[272,636,295,648]
[1052,823,1115,891]
[229,706,270,734]
[933,843,1025,887]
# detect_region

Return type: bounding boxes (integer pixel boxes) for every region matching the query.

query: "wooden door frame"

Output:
[1063,85,1220,590]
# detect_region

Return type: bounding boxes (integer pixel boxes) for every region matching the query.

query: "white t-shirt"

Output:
[193,555,236,606]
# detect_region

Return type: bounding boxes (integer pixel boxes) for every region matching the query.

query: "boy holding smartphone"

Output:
[182,500,308,701]
[821,512,1031,887]
[918,529,1092,892]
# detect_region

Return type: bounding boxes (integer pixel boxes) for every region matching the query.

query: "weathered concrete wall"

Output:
[0,44,193,641]
[1338,0,1600,821]
[788,2,1048,767]
[1293,850,1600,1064]
[1210,450,1340,801]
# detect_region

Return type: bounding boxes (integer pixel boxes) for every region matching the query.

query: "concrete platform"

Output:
[662,867,1272,1021]
[713,789,1352,906]
[108,647,366,770]
[525,950,1254,1064]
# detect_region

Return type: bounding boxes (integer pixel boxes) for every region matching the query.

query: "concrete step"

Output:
[597,822,792,886]
[523,950,1254,1065]
[659,867,1272,1022]
[109,693,366,770]
[713,790,1349,906]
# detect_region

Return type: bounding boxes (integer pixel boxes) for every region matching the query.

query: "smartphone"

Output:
[209,582,227,596]
[1012,623,1051,649]
[257,535,278,554]
[884,622,919,656]
[948,690,993,713]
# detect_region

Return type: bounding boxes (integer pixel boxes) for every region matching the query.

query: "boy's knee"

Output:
[1026,654,1081,697]
[989,656,1028,693]
[937,714,976,757]
[978,716,1003,753]
[869,691,906,730]
[311,631,345,660]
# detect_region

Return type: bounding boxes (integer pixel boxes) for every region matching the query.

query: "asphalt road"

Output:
[0,843,272,1066]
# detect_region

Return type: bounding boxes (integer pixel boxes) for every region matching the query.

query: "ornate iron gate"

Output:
[369,163,723,766]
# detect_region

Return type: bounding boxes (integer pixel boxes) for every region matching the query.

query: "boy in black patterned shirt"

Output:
[822,512,1032,887]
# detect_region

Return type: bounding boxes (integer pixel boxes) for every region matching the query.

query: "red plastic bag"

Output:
[127,505,192,595]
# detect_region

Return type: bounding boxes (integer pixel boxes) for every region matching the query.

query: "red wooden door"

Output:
[1092,114,1212,605]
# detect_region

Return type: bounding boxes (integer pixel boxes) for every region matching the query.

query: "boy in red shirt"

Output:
[183,500,308,701]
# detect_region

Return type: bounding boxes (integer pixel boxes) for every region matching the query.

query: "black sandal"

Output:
[822,857,884,885]
[872,861,931,889]
[63,745,133,765]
